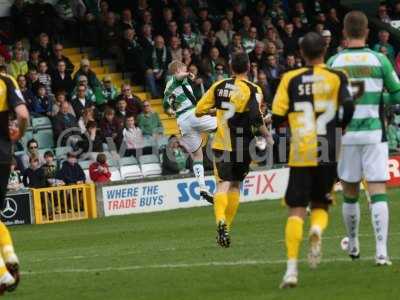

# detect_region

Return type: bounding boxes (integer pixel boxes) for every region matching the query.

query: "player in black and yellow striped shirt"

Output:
[196,52,271,247]
[272,33,354,288]
[0,74,29,293]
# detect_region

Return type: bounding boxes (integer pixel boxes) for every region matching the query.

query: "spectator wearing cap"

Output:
[53,100,78,142]
[242,26,259,53]
[73,58,100,90]
[373,30,396,64]
[116,84,143,118]
[51,60,74,95]
[99,76,118,108]
[17,75,35,111]
[322,30,337,61]
[32,84,53,116]
[38,61,53,98]
[57,152,86,185]
[137,100,164,137]
[8,49,28,79]
[89,153,111,183]
[48,43,75,74]
[144,35,172,98]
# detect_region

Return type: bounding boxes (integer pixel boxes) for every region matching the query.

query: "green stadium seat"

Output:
[31,116,52,130]
[78,160,93,170]
[33,129,54,149]
[119,156,139,166]
[55,146,73,159]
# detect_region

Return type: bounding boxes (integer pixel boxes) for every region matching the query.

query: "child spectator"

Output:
[40,151,60,187]
[38,61,53,98]
[89,153,111,183]
[8,158,22,191]
[22,155,46,188]
[32,84,53,116]
[122,114,145,157]
[57,152,85,185]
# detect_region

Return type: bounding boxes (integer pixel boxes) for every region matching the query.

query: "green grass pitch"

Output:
[6,189,400,300]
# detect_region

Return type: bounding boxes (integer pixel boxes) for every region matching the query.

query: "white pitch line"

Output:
[20,256,399,276]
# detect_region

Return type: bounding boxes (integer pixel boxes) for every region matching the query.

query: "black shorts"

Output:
[285,164,337,208]
[213,150,251,182]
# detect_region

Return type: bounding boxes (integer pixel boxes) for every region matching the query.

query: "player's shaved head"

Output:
[299,32,326,60]
[231,52,250,74]
[344,11,368,39]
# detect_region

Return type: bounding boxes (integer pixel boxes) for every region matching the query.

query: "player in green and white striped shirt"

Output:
[163,61,217,204]
[327,11,400,266]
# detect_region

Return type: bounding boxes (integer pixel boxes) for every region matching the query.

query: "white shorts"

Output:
[177,112,217,153]
[338,142,389,183]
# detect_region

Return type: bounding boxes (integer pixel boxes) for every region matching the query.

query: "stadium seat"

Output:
[120,165,143,180]
[110,167,122,181]
[31,116,52,130]
[83,169,92,183]
[55,146,73,159]
[78,160,93,170]
[13,150,25,158]
[156,136,169,150]
[119,156,139,166]
[33,129,54,149]
[139,154,162,177]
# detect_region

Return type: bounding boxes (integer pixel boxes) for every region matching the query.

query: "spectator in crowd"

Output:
[57,152,85,185]
[138,24,154,53]
[169,36,183,62]
[137,100,164,137]
[89,153,111,183]
[48,43,75,74]
[78,121,104,159]
[243,26,259,53]
[78,107,95,133]
[216,18,235,49]
[73,58,100,90]
[202,30,226,59]
[239,15,252,38]
[71,84,94,118]
[72,75,96,103]
[51,91,75,117]
[161,135,190,175]
[118,8,135,34]
[325,7,341,47]
[211,63,229,82]
[8,49,28,79]
[256,70,272,105]
[28,48,40,70]
[32,84,53,116]
[249,62,259,83]
[21,139,44,171]
[38,61,53,98]
[8,157,22,191]
[41,151,59,187]
[53,100,79,142]
[182,21,202,55]
[99,76,118,108]
[263,54,284,94]
[165,20,181,42]
[201,46,226,83]
[36,33,52,62]
[249,42,267,71]
[322,30,337,60]
[378,3,391,23]
[27,68,40,95]
[23,155,46,188]
[100,12,123,64]
[117,84,143,118]
[188,64,205,99]
[182,48,197,67]
[145,35,172,98]
[17,75,35,112]
[294,1,309,26]
[199,20,213,46]
[262,27,284,53]
[292,16,308,38]
[337,37,349,53]
[121,114,145,157]
[51,60,74,95]
[115,98,127,126]
[284,53,297,71]
[121,28,145,84]
[227,33,244,57]
[281,23,299,54]
[373,30,395,64]
[100,108,122,146]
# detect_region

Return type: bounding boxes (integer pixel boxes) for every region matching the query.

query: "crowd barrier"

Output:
[3,155,400,225]
[31,184,97,224]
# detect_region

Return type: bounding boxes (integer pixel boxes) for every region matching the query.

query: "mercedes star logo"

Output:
[1,198,17,219]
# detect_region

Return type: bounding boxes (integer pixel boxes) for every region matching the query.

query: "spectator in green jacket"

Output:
[97,75,118,109]
[137,100,164,137]
[373,30,395,64]
[8,49,28,79]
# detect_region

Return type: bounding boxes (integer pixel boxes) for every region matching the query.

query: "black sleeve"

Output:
[248,93,263,128]
[272,114,287,130]
[337,72,355,129]
[1,75,25,109]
